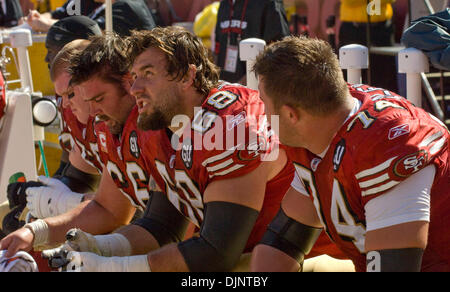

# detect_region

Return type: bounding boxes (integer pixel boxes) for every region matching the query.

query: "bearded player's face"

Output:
[130,47,185,131]
[76,77,129,135]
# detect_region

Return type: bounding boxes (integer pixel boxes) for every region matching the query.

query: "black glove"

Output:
[2,205,26,235]
[6,181,44,209]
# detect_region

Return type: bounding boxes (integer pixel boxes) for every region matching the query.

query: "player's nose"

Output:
[89,102,101,117]
[130,77,145,99]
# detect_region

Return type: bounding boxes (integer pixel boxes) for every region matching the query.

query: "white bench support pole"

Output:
[9,29,47,142]
[239,38,266,90]
[398,48,429,108]
[339,44,369,84]
[0,91,37,202]
[9,29,33,93]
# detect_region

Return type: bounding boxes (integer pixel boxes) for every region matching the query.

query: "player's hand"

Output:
[55,251,151,272]
[42,228,102,264]
[0,228,34,258]
[25,10,52,33]
[26,176,84,218]
[59,251,105,272]
[0,250,38,272]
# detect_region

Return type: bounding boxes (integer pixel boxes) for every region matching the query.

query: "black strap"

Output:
[367,248,424,272]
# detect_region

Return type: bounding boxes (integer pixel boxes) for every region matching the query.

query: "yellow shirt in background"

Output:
[340,0,394,23]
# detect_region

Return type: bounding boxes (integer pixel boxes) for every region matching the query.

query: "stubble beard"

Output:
[137,91,182,131]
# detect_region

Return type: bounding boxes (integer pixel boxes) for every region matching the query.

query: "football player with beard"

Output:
[0,35,157,263]
[41,27,347,272]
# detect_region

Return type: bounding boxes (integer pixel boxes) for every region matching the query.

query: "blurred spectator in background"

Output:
[90,0,156,36]
[194,1,220,53]
[0,0,24,28]
[285,0,340,41]
[154,0,215,26]
[339,0,395,48]
[339,0,398,92]
[25,0,103,32]
[19,0,35,14]
[25,0,155,35]
[214,0,290,84]
[45,15,102,64]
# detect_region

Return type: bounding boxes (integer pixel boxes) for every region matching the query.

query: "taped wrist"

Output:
[259,209,322,264]
[96,254,151,272]
[177,202,259,272]
[132,191,190,247]
[24,219,49,247]
[95,233,132,257]
[366,248,424,272]
[56,163,100,193]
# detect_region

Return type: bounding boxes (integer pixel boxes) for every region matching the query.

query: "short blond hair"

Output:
[50,39,91,82]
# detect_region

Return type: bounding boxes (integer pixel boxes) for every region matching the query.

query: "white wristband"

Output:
[24,219,49,247]
[95,233,132,257]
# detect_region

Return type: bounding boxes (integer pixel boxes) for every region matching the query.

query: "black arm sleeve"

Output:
[177,202,260,272]
[367,248,424,272]
[54,163,100,193]
[259,208,323,264]
[132,191,190,247]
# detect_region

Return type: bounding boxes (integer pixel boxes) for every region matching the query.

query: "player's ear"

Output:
[121,73,134,91]
[280,104,300,125]
[181,64,197,89]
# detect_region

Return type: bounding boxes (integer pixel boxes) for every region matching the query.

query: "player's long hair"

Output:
[127,26,220,96]
[253,36,349,116]
[69,32,132,88]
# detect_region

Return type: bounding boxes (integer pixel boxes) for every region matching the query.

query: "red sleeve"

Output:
[349,111,449,204]
[198,85,278,182]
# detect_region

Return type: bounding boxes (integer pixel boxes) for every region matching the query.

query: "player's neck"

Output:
[167,90,206,134]
[308,95,356,155]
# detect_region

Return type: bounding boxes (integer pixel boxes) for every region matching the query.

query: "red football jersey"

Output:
[141,83,294,252]
[95,106,159,210]
[286,84,450,272]
[59,107,103,173]
[58,106,75,153]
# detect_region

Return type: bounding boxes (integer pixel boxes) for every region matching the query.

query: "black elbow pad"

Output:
[367,248,424,272]
[132,191,190,247]
[55,163,100,193]
[178,202,259,272]
[259,208,322,263]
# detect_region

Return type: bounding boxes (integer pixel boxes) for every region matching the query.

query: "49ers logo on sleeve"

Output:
[238,136,266,161]
[393,150,428,177]
[129,131,140,159]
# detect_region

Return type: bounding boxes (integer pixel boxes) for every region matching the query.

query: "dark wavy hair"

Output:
[69,32,132,86]
[127,26,220,96]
